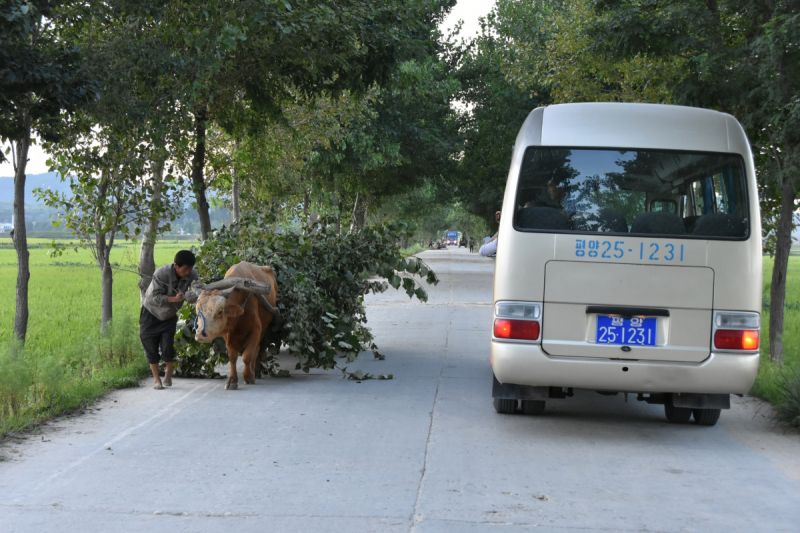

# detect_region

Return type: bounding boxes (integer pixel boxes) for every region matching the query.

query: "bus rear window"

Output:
[514,148,749,239]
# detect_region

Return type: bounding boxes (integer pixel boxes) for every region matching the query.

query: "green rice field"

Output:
[0,238,195,351]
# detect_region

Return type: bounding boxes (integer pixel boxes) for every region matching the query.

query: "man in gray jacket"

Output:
[141,250,200,389]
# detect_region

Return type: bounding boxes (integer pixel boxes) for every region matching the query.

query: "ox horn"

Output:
[185,282,201,304]
[195,277,272,297]
[187,278,282,330]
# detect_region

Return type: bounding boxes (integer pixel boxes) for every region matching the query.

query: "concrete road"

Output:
[2,247,799,532]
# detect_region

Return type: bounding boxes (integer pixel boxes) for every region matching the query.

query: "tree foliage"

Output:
[497,0,681,103]
[173,216,439,377]
[448,7,546,226]
[0,0,96,148]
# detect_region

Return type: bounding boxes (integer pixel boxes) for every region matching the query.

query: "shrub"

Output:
[173,216,438,377]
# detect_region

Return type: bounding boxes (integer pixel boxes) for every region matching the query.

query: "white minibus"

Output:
[491,103,761,427]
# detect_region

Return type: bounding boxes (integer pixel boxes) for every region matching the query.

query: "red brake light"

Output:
[494,319,540,341]
[714,329,759,350]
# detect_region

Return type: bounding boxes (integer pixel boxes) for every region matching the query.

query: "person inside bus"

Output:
[548,179,579,213]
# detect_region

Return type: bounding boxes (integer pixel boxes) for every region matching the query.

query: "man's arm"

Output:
[479,233,499,256]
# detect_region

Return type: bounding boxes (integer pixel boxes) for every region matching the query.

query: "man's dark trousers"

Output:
[139,306,179,364]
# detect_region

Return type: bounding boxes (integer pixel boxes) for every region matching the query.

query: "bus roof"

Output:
[515,103,750,157]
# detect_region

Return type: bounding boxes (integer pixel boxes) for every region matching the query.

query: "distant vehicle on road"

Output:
[459,236,467,248]
[491,103,761,427]
[445,231,459,246]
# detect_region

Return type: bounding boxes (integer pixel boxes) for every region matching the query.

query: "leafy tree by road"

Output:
[450,7,547,226]
[159,0,458,239]
[0,0,97,344]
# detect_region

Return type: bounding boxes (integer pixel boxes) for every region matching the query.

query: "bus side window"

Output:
[713,174,727,213]
[691,180,712,216]
[650,200,677,213]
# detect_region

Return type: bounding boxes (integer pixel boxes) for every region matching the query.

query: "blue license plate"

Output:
[596,316,657,346]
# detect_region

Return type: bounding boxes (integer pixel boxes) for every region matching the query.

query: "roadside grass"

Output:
[400,243,425,257]
[0,240,196,438]
[0,316,149,439]
[773,367,800,428]
[751,256,800,427]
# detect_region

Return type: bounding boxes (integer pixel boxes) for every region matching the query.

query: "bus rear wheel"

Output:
[664,399,692,423]
[693,408,721,426]
[521,399,546,415]
[493,398,517,414]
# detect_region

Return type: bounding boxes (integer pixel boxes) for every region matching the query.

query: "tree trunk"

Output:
[191,106,212,240]
[308,191,319,228]
[138,157,165,303]
[100,243,114,333]
[232,138,241,224]
[349,193,360,233]
[353,193,367,231]
[331,191,341,234]
[93,171,114,333]
[12,105,32,345]
[768,177,796,363]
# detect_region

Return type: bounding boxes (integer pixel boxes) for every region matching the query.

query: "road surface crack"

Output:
[409,261,454,532]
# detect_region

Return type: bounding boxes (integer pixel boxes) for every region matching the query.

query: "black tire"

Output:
[693,408,721,426]
[664,400,692,423]
[521,400,546,415]
[493,398,517,414]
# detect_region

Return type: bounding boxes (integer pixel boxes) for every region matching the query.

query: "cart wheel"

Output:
[692,408,721,426]
[664,399,692,423]
[521,400,546,415]
[493,398,517,414]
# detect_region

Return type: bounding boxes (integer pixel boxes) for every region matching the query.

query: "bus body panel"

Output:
[708,240,762,312]
[541,261,713,362]
[491,343,759,395]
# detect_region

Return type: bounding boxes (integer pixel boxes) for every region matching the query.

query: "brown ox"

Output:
[192,262,279,390]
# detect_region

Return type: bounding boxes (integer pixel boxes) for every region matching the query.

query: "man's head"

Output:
[174,250,196,278]
[548,179,568,202]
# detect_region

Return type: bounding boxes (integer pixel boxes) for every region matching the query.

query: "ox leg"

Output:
[226,355,239,390]
[241,330,261,385]
[225,340,242,391]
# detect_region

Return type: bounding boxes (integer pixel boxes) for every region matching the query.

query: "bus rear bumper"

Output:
[491,341,759,395]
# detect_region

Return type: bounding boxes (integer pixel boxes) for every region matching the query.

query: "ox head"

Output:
[193,287,244,342]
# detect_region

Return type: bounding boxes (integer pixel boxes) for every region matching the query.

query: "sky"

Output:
[1,141,51,177]
[0,0,497,180]
[441,0,497,41]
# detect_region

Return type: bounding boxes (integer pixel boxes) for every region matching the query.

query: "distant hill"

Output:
[0,171,229,232]
[0,172,71,204]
